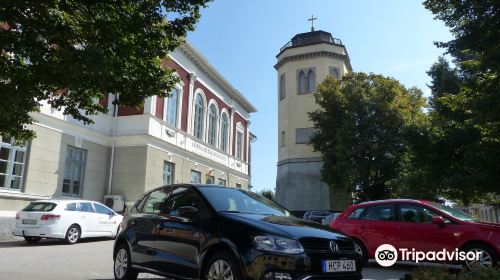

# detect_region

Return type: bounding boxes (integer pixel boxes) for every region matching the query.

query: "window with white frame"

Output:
[62,146,86,197]
[0,137,28,190]
[236,131,243,160]
[165,88,178,126]
[190,170,201,183]
[207,103,217,146]
[220,113,229,152]
[193,93,204,139]
[163,161,174,185]
[236,183,241,189]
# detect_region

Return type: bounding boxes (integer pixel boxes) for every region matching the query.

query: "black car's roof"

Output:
[163,183,239,190]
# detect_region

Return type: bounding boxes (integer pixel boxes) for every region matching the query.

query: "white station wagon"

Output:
[12,200,123,244]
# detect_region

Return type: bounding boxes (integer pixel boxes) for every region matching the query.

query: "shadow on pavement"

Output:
[0,237,113,248]
[90,277,169,280]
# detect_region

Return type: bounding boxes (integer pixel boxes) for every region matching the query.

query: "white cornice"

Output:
[178,42,257,114]
[0,189,51,201]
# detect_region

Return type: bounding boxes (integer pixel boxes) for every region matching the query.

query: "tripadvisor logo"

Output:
[375,244,398,267]
[375,244,481,267]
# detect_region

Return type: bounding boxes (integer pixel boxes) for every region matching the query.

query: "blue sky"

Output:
[186,0,453,193]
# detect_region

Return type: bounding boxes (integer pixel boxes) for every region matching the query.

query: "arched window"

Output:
[307,69,315,92]
[165,88,178,126]
[220,113,229,152]
[207,103,217,145]
[298,71,307,94]
[297,68,316,94]
[236,130,243,160]
[279,74,286,100]
[193,93,204,139]
[329,67,340,79]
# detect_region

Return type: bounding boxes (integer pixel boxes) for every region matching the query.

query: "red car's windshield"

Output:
[429,202,478,222]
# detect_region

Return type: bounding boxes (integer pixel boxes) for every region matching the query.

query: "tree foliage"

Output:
[422,0,500,205]
[0,0,211,142]
[259,189,275,201]
[309,73,426,202]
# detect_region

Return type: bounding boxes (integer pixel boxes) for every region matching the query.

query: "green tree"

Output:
[259,189,275,201]
[309,73,426,202]
[391,58,463,202]
[1,0,211,142]
[420,58,497,206]
[422,0,500,205]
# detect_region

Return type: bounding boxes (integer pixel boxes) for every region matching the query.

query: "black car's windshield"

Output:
[430,202,478,222]
[199,187,291,217]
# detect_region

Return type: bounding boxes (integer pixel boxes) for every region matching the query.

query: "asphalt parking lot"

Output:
[0,238,420,280]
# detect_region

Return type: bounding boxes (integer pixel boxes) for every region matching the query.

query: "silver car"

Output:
[321,213,341,226]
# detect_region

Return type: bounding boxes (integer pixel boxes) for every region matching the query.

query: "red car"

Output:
[331,199,500,269]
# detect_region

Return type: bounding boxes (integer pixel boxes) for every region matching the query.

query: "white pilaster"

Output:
[107,93,115,116]
[187,72,197,134]
[177,86,184,130]
[245,121,250,162]
[229,107,235,156]
[216,112,220,149]
[144,97,156,115]
[204,104,209,143]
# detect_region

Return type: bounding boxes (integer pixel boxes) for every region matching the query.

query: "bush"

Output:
[401,266,500,280]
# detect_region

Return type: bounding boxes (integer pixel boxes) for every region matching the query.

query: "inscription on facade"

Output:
[189,139,228,164]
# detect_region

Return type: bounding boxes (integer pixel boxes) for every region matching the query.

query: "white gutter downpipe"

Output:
[107,93,119,195]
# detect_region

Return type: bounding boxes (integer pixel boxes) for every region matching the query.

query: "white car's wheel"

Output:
[65,224,81,244]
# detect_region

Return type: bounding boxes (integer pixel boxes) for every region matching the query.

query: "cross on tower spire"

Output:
[308,15,317,32]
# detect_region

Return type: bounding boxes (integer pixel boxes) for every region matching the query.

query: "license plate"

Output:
[22,219,37,225]
[322,260,356,272]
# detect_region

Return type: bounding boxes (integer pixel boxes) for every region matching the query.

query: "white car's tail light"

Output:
[15,212,20,220]
[40,214,61,221]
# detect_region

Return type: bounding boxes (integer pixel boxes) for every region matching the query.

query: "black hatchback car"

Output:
[113,184,362,280]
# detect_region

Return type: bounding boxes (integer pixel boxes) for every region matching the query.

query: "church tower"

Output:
[275,22,353,212]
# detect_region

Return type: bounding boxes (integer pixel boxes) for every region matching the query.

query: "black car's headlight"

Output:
[254,235,304,254]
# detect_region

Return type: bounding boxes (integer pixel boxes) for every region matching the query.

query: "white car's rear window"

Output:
[22,202,57,212]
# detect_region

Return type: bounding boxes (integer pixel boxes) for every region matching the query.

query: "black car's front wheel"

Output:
[353,239,368,267]
[114,244,138,280]
[205,251,242,280]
